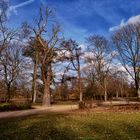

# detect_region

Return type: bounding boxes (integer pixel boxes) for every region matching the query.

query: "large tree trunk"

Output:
[42,64,51,106]
[32,60,37,103]
[43,79,51,106]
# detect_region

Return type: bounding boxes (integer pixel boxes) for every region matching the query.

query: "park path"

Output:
[0,104,78,119]
[1,101,140,119]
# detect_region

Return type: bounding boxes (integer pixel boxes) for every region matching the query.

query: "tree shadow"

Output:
[0,113,79,140]
[1,112,140,140]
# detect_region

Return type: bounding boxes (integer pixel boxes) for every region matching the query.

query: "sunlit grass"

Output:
[0,111,140,140]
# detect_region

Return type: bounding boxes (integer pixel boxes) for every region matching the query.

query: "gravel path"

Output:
[0,104,78,119]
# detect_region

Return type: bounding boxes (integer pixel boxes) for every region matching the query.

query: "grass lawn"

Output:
[0,110,140,140]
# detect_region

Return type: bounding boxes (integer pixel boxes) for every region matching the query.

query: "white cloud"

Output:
[79,44,86,51]
[127,15,140,24]
[109,14,140,32]
[7,0,35,17]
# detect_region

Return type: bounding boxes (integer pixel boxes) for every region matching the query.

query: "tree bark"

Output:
[138,88,140,98]
[136,84,140,98]
[6,83,11,102]
[135,78,140,98]
[116,90,119,98]
[104,77,107,101]
[43,79,51,106]
[42,64,51,106]
[32,59,37,103]
[78,69,82,102]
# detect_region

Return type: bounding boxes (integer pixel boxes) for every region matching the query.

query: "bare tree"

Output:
[0,0,17,55]
[107,69,129,98]
[23,37,39,103]
[61,39,83,102]
[31,6,60,106]
[112,24,140,97]
[0,43,25,102]
[86,35,113,101]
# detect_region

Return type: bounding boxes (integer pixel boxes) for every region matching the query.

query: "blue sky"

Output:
[7,0,140,43]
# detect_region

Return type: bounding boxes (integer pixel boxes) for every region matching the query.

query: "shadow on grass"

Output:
[0,113,79,140]
[0,112,140,140]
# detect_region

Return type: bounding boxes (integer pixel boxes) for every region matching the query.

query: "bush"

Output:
[0,103,32,112]
[78,101,86,109]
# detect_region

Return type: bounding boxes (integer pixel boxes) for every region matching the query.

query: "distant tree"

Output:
[0,0,17,55]
[0,43,25,101]
[106,70,129,98]
[61,39,83,102]
[23,37,39,103]
[112,24,140,98]
[86,35,114,101]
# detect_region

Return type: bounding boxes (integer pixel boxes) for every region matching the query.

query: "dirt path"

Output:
[0,104,78,119]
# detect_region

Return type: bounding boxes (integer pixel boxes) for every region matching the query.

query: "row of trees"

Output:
[0,1,140,106]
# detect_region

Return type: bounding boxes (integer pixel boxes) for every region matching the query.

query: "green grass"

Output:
[0,111,140,140]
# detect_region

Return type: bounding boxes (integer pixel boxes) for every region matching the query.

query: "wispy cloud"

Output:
[7,0,35,17]
[109,14,140,32]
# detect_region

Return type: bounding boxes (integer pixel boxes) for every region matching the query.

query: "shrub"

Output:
[78,101,86,109]
[0,103,32,112]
